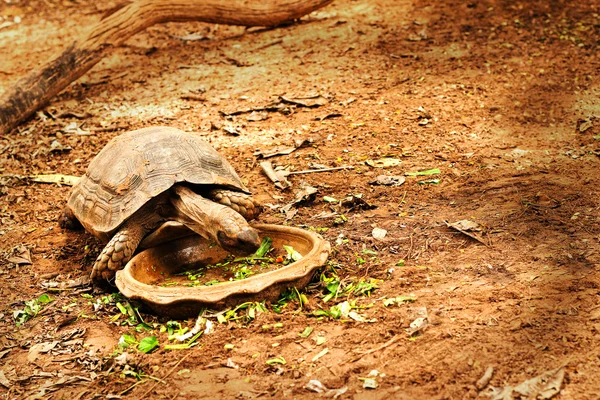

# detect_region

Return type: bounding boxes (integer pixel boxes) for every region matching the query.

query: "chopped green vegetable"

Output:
[119,334,137,349]
[383,296,417,306]
[351,279,379,296]
[116,302,127,314]
[313,304,343,319]
[283,245,302,262]
[137,336,159,353]
[299,327,314,338]
[13,294,55,326]
[333,214,348,225]
[233,265,254,280]
[266,356,286,365]
[164,332,203,350]
[37,294,54,304]
[323,196,338,203]
[135,322,153,332]
[254,237,273,258]
[165,321,182,335]
[405,168,441,176]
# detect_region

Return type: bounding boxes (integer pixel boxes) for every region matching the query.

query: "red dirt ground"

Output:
[1,0,600,398]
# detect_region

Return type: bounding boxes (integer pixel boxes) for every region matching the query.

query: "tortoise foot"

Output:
[59,207,83,230]
[209,189,262,220]
[91,231,137,281]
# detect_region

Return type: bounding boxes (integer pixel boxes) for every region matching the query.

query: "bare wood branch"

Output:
[0,0,333,135]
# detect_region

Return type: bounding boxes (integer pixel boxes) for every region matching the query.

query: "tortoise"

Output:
[61,126,262,282]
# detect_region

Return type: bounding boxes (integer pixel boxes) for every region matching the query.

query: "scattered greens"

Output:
[266,356,287,365]
[156,238,305,287]
[383,296,417,306]
[405,168,441,176]
[333,214,348,225]
[137,336,159,353]
[283,245,302,262]
[320,271,380,303]
[253,237,273,258]
[299,326,314,338]
[118,334,138,349]
[13,294,54,326]
[215,302,267,323]
[163,332,203,350]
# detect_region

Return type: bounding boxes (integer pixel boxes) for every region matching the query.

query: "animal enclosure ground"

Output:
[1,0,600,398]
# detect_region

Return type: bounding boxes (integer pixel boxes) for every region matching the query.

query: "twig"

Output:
[404,233,414,261]
[399,190,407,207]
[137,353,192,399]
[254,38,283,51]
[348,335,402,363]
[180,93,206,101]
[121,380,148,396]
[286,166,353,175]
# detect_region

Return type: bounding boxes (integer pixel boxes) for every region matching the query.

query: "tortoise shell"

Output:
[68,126,249,240]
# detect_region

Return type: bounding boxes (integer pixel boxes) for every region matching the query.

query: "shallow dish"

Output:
[115,224,330,318]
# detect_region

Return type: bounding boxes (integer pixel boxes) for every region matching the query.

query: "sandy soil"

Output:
[1,0,600,398]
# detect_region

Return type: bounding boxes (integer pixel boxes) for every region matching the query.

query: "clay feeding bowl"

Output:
[115,224,330,318]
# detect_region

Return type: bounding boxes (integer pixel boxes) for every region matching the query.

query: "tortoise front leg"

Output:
[208,189,262,221]
[91,209,164,282]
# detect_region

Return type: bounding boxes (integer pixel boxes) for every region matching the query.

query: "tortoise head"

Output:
[217,226,261,255]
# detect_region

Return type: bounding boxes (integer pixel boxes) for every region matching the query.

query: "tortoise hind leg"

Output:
[59,207,83,230]
[208,189,262,221]
[91,211,164,282]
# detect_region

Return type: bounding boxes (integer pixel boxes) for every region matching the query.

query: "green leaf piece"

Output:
[37,294,54,304]
[254,237,273,258]
[266,356,287,365]
[405,168,441,176]
[138,336,159,353]
[283,245,303,262]
[299,327,314,338]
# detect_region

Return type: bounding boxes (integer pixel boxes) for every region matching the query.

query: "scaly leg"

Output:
[208,189,262,221]
[91,206,164,282]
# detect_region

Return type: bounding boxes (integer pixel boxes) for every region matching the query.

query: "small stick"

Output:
[137,353,192,399]
[348,335,402,363]
[476,366,494,390]
[286,165,353,175]
[254,38,283,51]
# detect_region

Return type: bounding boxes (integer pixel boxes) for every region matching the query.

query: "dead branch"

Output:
[0,0,332,135]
